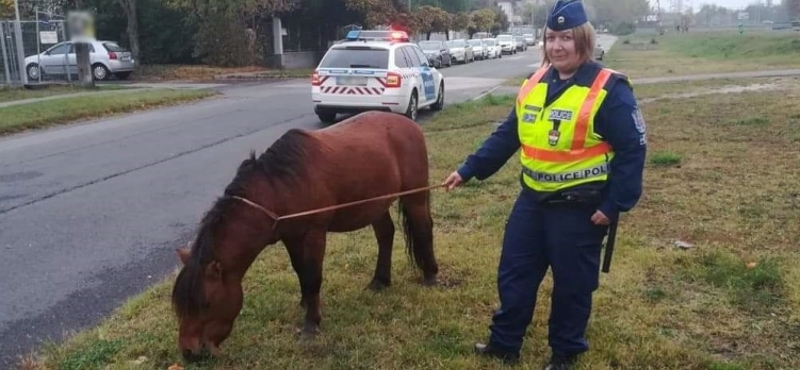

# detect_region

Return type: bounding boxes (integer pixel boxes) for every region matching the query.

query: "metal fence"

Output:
[1,18,70,86]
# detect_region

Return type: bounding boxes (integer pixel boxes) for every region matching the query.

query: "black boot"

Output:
[543,352,578,370]
[473,342,520,364]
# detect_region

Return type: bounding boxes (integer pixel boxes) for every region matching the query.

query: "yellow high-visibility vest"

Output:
[515,65,628,192]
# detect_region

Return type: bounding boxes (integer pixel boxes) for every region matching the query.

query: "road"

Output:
[0,45,544,367]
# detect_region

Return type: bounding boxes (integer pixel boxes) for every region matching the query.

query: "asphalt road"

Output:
[0,45,544,367]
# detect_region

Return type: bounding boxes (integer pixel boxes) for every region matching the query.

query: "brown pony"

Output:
[170,111,440,362]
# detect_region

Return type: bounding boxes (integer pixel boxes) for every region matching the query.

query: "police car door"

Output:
[399,46,424,103]
[408,45,437,104]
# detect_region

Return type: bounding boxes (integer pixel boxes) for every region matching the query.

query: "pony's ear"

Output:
[204,260,223,281]
[176,247,191,265]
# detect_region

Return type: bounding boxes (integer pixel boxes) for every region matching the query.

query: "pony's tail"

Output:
[397,195,437,279]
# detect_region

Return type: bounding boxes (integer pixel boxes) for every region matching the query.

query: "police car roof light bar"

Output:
[345,30,409,42]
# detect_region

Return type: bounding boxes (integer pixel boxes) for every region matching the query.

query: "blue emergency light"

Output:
[344,30,409,42]
[346,30,361,40]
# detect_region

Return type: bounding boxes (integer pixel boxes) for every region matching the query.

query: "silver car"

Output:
[24,40,136,81]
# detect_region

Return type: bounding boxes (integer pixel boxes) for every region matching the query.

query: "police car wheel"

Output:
[431,83,444,111]
[405,91,418,121]
[317,111,336,124]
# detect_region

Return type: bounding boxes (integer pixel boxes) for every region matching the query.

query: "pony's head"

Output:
[170,130,312,361]
[171,231,246,362]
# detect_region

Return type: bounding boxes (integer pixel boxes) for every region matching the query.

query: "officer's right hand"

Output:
[442,171,463,192]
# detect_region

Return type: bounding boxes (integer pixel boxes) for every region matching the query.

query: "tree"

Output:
[167,0,304,66]
[0,0,14,19]
[344,0,400,28]
[469,7,495,34]
[588,0,648,33]
[783,0,800,18]
[117,0,139,62]
[412,5,451,39]
[451,11,472,31]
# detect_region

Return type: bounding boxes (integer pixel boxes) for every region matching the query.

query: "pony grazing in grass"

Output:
[170,111,441,362]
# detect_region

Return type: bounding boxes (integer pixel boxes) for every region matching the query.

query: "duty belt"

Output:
[541,188,604,206]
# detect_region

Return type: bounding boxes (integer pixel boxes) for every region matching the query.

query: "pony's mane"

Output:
[171,129,314,318]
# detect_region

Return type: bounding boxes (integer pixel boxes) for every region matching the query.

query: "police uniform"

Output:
[462,1,647,368]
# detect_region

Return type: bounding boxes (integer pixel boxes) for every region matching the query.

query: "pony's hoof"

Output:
[298,324,320,340]
[366,278,390,291]
[421,275,438,287]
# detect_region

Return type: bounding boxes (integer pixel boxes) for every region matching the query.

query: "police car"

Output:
[311,30,445,124]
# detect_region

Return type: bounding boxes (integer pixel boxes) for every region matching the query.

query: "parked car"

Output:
[496,34,516,55]
[467,39,487,60]
[481,38,501,59]
[416,40,452,68]
[514,35,528,51]
[446,39,474,63]
[594,43,605,60]
[522,33,535,46]
[24,40,135,81]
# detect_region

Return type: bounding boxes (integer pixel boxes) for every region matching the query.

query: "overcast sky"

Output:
[651,0,767,10]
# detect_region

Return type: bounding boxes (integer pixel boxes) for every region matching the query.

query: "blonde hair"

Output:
[540,22,596,68]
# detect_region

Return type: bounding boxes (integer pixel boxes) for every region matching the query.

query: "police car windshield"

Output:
[319,48,389,69]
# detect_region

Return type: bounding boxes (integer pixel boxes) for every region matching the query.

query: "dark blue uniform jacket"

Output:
[456,61,647,222]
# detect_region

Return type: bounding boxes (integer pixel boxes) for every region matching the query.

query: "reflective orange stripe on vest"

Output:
[519,68,614,162]
[516,66,550,107]
[521,141,611,162]
[571,69,612,150]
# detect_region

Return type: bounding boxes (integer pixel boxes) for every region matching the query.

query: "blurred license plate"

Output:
[336,76,366,86]
[122,55,131,61]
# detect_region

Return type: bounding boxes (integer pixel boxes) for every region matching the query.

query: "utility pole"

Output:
[13,0,27,85]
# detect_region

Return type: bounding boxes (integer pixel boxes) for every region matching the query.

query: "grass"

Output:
[607,30,800,79]
[0,88,218,136]
[0,84,127,103]
[131,64,314,82]
[16,80,800,369]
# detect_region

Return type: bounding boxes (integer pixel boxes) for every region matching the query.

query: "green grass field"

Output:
[0,84,127,103]
[17,81,800,369]
[606,30,800,79]
[0,88,218,136]
[13,30,800,370]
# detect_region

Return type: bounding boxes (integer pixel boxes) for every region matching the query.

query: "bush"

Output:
[609,21,636,36]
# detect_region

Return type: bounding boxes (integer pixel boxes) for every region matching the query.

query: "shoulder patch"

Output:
[632,106,646,134]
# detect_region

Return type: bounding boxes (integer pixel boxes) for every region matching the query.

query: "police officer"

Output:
[442,0,647,369]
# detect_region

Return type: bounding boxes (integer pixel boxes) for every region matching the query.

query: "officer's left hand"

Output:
[591,210,610,225]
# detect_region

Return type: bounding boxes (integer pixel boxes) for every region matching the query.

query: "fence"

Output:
[1,17,70,86]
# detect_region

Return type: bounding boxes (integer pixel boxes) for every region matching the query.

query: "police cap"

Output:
[546,0,589,31]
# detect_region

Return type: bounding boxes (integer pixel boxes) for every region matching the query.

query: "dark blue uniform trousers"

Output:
[488,187,609,357]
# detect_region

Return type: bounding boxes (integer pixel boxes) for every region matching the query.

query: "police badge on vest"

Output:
[547,109,573,146]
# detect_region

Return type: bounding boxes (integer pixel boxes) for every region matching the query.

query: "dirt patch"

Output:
[641,82,787,103]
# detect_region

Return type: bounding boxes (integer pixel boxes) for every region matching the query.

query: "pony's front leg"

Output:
[299,229,327,338]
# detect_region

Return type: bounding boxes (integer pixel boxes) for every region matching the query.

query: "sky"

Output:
[649,0,766,11]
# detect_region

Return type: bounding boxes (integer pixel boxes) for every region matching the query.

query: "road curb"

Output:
[471,85,503,101]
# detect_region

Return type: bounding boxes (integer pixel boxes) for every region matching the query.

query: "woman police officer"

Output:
[442,0,647,368]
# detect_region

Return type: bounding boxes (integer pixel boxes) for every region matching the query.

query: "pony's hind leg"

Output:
[367,210,395,291]
[399,193,439,286]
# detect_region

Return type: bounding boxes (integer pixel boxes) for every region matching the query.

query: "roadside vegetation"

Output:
[129,65,315,82]
[0,88,218,137]
[16,41,800,367]
[0,84,128,103]
[607,30,800,79]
